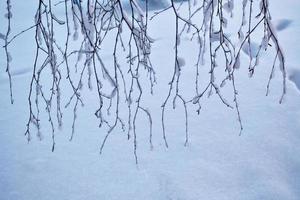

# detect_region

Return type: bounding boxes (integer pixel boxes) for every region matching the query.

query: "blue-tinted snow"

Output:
[0,1,300,200]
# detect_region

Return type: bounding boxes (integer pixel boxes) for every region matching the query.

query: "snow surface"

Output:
[1,1,300,200]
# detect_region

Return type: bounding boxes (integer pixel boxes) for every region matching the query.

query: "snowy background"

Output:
[1,0,300,200]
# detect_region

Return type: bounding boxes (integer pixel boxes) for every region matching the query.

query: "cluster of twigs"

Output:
[2,0,285,164]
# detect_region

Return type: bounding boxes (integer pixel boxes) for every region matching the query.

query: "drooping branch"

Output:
[2,0,286,163]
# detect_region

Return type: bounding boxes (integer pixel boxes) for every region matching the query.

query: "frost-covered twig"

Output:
[3,0,286,162]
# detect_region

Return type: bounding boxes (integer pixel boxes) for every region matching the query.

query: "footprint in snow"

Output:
[122,0,170,11]
[288,69,300,92]
[275,19,293,31]
[10,67,32,77]
[241,19,292,57]
[0,67,32,82]
[242,42,260,58]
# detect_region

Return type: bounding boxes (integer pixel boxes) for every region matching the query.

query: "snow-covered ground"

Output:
[0,1,300,200]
